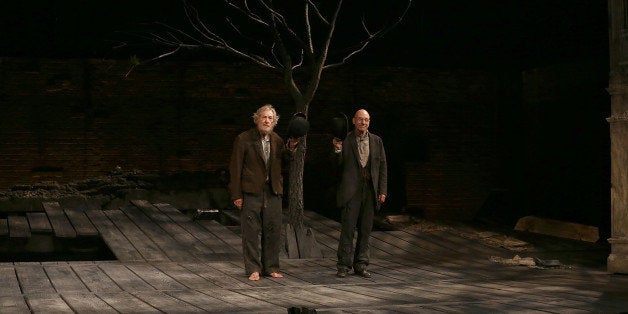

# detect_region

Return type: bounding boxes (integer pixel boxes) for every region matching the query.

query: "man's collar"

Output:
[355,130,369,140]
[256,129,271,140]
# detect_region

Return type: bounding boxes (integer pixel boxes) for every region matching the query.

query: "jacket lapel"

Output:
[349,132,361,165]
[251,130,266,165]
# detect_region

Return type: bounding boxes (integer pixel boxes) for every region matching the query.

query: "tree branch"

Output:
[324,0,413,70]
[306,0,329,25]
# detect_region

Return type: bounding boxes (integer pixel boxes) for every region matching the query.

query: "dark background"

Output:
[0,0,612,234]
[0,0,609,68]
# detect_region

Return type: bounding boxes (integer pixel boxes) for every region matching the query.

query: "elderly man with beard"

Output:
[229,104,298,281]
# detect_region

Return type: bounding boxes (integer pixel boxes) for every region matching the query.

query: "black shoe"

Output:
[354,270,371,278]
[336,269,348,278]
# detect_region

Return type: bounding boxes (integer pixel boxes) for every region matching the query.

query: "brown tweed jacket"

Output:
[228,128,290,200]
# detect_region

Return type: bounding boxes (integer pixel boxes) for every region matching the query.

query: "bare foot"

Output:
[269,272,283,278]
[248,272,260,281]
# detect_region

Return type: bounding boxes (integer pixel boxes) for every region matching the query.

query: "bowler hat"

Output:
[331,113,348,140]
[287,112,309,138]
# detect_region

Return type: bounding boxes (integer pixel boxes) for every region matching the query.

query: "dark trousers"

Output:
[337,178,375,272]
[241,184,282,275]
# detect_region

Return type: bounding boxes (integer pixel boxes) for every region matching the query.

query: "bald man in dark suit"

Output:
[332,109,387,278]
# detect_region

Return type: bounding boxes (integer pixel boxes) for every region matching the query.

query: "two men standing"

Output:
[229,105,387,280]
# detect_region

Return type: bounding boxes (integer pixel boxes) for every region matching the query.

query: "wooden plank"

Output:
[97,292,160,313]
[322,303,445,314]
[26,212,52,233]
[387,282,489,304]
[264,285,353,308]
[178,262,251,289]
[302,210,375,257]
[385,229,460,255]
[131,290,206,313]
[355,260,424,283]
[0,295,30,313]
[303,210,342,228]
[43,264,88,292]
[153,203,240,255]
[474,279,619,308]
[196,220,243,254]
[369,258,453,280]
[119,205,199,262]
[199,261,276,287]
[130,200,211,260]
[63,208,99,236]
[165,290,242,313]
[332,283,431,306]
[384,232,511,280]
[194,288,286,313]
[302,285,383,306]
[15,264,56,294]
[392,229,512,274]
[103,209,169,262]
[59,293,117,313]
[206,260,301,288]
[0,266,24,296]
[427,280,589,310]
[236,286,321,308]
[98,264,154,292]
[0,218,7,236]
[71,264,122,293]
[152,262,216,290]
[25,294,74,313]
[125,264,187,291]
[220,209,241,225]
[84,209,144,262]
[370,231,471,268]
[431,228,510,257]
[42,201,76,238]
[8,216,30,238]
[0,207,625,314]
[279,259,343,285]
[367,232,407,257]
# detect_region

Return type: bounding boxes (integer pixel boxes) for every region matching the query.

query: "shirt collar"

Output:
[257,130,270,141]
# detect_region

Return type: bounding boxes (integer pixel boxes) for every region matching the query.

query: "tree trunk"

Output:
[284,135,323,258]
[288,136,306,228]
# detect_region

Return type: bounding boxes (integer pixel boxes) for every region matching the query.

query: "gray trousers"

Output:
[240,184,282,275]
[337,178,375,272]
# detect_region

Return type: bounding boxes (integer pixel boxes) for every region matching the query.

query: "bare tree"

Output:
[131,0,412,257]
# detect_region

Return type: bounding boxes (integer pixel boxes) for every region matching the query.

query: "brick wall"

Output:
[0,57,518,220]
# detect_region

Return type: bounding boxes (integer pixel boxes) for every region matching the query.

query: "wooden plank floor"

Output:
[0,200,626,313]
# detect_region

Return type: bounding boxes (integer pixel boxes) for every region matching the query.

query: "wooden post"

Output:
[607,0,628,273]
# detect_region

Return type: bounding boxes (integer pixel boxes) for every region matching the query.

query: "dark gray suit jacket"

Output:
[336,131,387,208]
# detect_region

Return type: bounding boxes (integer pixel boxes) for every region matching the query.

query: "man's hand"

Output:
[233,198,243,210]
[378,194,386,204]
[287,137,299,151]
[332,137,343,151]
